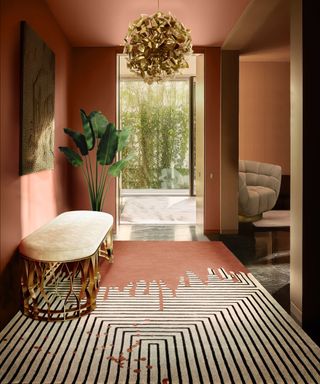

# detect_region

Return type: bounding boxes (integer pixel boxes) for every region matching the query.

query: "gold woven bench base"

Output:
[20,252,100,321]
[20,224,113,322]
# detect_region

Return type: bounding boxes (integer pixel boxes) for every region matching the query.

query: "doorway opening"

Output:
[238,56,291,313]
[117,55,202,227]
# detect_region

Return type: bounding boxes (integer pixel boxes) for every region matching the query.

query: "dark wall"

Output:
[301,1,320,345]
[274,175,290,210]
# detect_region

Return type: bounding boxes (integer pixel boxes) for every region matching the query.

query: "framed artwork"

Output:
[20,21,55,175]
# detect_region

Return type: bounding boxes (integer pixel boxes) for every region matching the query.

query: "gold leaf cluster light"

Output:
[123,11,193,84]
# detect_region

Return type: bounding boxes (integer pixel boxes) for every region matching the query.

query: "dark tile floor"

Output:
[208,223,290,313]
[115,224,208,241]
[115,223,290,313]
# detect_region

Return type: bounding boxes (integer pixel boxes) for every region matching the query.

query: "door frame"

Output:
[116,54,204,228]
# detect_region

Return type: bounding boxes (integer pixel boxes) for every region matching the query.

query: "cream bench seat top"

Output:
[19,210,113,263]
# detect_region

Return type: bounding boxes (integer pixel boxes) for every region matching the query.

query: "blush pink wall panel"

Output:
[203,48,221,232]
[239,61,290,174]
[0,0,72,328]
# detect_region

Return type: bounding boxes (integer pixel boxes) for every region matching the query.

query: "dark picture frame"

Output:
[20,21,55,175]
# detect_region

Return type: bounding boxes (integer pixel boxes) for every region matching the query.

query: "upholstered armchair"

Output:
[239,160,282,221]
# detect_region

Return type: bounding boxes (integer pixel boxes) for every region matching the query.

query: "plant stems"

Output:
[95,144,98,208]
[96,164,108,211]
[81,165,95,210]
[84,156,96,210]
[88,154,95,198]
[100,176,111,211]
[97,165,107,199]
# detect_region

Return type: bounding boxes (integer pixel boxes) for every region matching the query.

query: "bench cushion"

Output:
[19,211,113,262]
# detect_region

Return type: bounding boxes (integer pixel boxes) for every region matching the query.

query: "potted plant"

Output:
[59,109,132,211]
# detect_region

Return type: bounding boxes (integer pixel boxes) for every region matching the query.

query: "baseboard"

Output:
[205,229,239,235]
[219,229,239,235]
[290,301,302,325]
[204,229,220,235]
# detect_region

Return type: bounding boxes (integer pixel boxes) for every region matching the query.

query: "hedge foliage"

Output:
[120,80,190,189]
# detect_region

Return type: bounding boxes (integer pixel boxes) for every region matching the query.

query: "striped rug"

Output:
[0,243,319,383]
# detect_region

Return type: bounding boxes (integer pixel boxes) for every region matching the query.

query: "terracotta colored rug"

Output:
[99,241,248,296]
[0,241,319,384]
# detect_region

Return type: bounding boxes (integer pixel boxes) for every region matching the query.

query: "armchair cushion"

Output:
[239,160,282,219]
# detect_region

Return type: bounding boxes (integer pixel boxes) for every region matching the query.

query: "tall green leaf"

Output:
[59,147,83,167]
[80,109,95,150]
[97,123,118,165]
[108,154,134,176]
[63,128,88,155]
[117,128,131,152]
[89,111,109,139]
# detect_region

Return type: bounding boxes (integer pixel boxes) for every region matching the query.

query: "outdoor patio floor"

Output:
[120,191,196,225]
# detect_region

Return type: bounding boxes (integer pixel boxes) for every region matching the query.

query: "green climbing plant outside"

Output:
[120,79,190,189]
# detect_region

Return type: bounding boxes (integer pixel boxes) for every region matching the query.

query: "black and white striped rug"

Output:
[1,269,319,383]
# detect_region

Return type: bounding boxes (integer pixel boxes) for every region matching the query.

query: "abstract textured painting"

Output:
[20,21,55,175]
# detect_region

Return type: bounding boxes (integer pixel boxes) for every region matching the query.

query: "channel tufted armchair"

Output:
[239,160,282,222]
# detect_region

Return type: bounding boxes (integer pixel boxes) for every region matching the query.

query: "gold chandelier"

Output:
[123,4,192,84]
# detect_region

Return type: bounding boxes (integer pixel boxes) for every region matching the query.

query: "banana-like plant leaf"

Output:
[61,109,132,212]
[117,128,131,152]
[80,109,95,150]
[63,128,88,156]
[59,147,83,167]
[97,123,118,165]
[89,111,109,139]
[108,154,134,176]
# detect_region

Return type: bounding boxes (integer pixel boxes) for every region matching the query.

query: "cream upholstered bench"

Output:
[19,210,113,321]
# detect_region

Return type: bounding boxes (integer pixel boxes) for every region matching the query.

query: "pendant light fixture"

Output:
[123,0,193,84]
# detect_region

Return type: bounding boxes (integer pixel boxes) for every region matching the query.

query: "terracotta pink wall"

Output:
[239,61,290,174]
[68,48,119,220]
[202,47,221,232]
[0,0,72,327]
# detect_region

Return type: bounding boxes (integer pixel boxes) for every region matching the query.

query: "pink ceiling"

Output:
[45,0,251,47]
